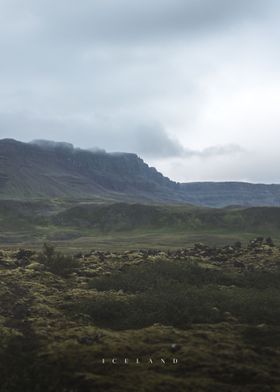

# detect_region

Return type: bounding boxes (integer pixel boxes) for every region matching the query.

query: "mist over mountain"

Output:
[0,138,178,202]
[30,140,75,151]
[1,138,280,207]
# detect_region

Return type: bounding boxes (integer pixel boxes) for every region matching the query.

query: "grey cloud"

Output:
[190,144,244,158]
[0,111,183,157]
[0,110,242,160]
[1,0,273,46]
[83,122,185,158]
[168,144,245,159]
[165,150,280,183]
[0,0,279,183]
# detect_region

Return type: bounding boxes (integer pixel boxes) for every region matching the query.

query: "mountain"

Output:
[1,138,280,207]
[0,138,180,203]
[180,182,280,207]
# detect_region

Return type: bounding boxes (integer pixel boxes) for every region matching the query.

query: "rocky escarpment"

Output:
[0,139,179,202]
[2,138,280,206]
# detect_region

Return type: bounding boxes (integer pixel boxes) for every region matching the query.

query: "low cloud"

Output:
[186,144,244,158]
[0,111,182,157]
[0,110,243,160]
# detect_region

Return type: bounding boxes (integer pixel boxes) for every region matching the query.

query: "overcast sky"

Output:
[0,0,280,183]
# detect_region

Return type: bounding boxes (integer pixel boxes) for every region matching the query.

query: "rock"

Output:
[233,241,242,249]
[15,258,30,268]
[80,269,98,278]
[26,262,46,271]
[265,237,275,247]
[257,323,267,329]
[233,260,245,268]
[223,312,238,323]
[15,249,34,261]
[170,343,181,353]
[77,334,102,345]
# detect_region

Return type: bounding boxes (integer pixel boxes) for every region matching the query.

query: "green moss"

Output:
[1,244,280,391]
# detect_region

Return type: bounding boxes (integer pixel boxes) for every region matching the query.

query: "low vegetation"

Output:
[1,200,280,250]
[37,242,79,276]
[83,261,280,329]
[1,240,280,391]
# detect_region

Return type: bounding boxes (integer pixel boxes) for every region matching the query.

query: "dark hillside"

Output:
[0,139,179,202]
[2,139,280,207]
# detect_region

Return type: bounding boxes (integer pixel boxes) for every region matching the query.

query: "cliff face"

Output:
[0,139,179,202]
[1,138,280,207]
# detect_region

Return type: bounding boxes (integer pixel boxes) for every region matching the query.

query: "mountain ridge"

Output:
[0,138,180,202]
[1,138,280,207]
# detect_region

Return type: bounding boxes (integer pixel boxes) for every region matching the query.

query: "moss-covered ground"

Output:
[1,239,280,391]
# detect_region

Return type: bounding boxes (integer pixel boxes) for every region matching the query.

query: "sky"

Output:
[0,0,280,183]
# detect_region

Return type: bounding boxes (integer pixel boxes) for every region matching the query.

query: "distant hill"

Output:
[180,182,280,207]
[1,138,280,207]
[1,200,280,241]
[53,202,280,233]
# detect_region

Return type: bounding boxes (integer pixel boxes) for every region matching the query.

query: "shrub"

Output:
[89,260,234,293]
[79,285,280,330]
[38,243,79,276]
[82,260,280,329]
